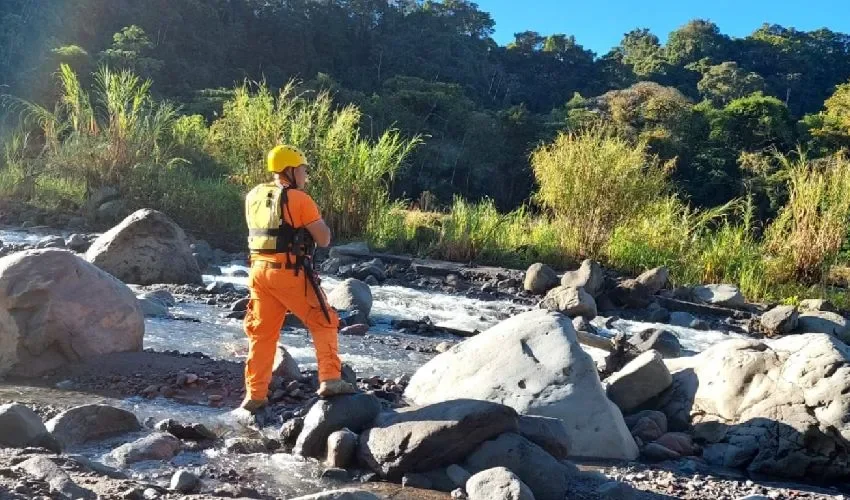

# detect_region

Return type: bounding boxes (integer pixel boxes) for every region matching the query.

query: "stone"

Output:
[138,290,176,307]
[358,400,518,479]
[610,279,652,308]
[435,341,452,353]
[523,263,559,295]
[561,259,604,298]
[281,418,305,446]
[596,481,636,500]
[401,473,433,489]
[405,310,638,461]
[703,442,758,469]
[138,298,169,318]
[466,467,535,500]
[36,236,66,249]
[646,304,670,323]
[170,470,199,493]
[15,456,95,499]
[0,403,51,449]
[635,267,669,294]
[465,433,571,500]
[340,324,369,336]
[329,242,371,260]
[655,432,696,456]
[517,416,570,460]
[624,410,667,443]
[154,419,216,441]
[273,346,302,381]
[47,404,141,449]
[288,490,381,500]
[108,432,181,466]
[446,464,472,487]
[669,311,697,328]
[327,279,373,325]
[693,284,746,308]
[642,442,681,461]
[0,249,144,377]
[327,429,358,469]
[86,209,203,285]
[295,394,382,459]
[760,305,799,335]
[190,240,214,269]
[605,351,673,413]
[224,438,268,454]
[231,298,250,312]
[658,334,850,479]
[799,299,836,313]
[796,311,849,342]
[628,328,681,358]
[540,286,597,319]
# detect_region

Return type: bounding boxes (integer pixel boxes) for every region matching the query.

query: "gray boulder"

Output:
[669,311,697,328]
[517,416,570,460]
[357,400,518,479]
[540,286,597,319]
[108,432,182,466]
[170,470,199,494]
[405,309,638,461]
[693,284,746,308]
[523,263,559,295]
[605,350,673,413]
[36,236,66,249]
[273,346,302,381]
[86,209,202,285]
[561,259,604,298]
[46,404,141,449]
[760,305,799,336]
[624,410,667,443]
[628,328,682,358]
[138,290,176,307]
[138,297,169,318]
[327,429,358,469]
[466,467,535,500]
[635,267,669,294]
[66,234,91,253]
[796,311,849,342]
[0,403,51,449]
[16,456,95,499]
[294,394,382,459]
[799,299,836,313]
[327,278,373,325]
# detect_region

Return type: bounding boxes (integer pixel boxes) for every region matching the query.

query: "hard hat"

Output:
[267,145,307,173]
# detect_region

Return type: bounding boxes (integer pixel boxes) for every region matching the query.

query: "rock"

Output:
[273,346,302,381]
[321,468,350,481]
[15,456,96,499]
[690,319,709,330]
[523,263,559,295]
[465,433,571,500]
[96,199,127,223]
[327,429,358,469]
[540,286,597,319]
[405,309,638,461]
[624,410,667,443]
[517,416,570,460]
[646,304,670,323]
[466,467,535,500]
[596,481,636,500]
[281,418,305,446]
[799,299,836,313]
[401,472,433,489]
[610,279,652,308]
[658,334,850,479]
[358,400,518,479]
[85,209,203,285]
[65,234,90,253]
[342,363,357,384]
[0,249,144,377]
[327,278,372,325]
[36,236,66,249]
[796,311,849,342]
[224,437,269,454]
[138,298,169,318]
[350,259,386,282]
[322,258,342,275]
[66,454,127,479]
[446,464,472,487]
[340,324,369,336]
[295,394,382,458]
[155,419,216,441]
[669,311,697,328]
[139,290,176,307]
[108,432,181,466]
[605,351,673,413]
[170,470,199,493]
[635,267,669,294]
[760,305,799,335]
[46,404,141,449]
[329,242,371,260]
[0,403,51,449]
[435,341,453,353]
[693,284,745,308]
[288,490,381,500]
[655,432,697,456]
[642,442,681,461]
[628,328,681,358]
[190,240,214,269]
[561,259,604,298]
[231,298,250,312]
[451,489,466,499]
[703,442,758,468]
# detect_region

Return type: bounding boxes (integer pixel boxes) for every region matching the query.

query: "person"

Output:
[240,145,356,413]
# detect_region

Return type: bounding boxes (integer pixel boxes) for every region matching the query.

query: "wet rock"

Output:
[231,298,250,312]
[796,311,849,342]
[190,240,214,269]
[358,400,518,479]
[340,324,369,336]
[645,303,670,323]
[669,311,697,328]
[523,263,559,295]
[138,297,169,318]
[624,410,667,443]
[446,464,472,488]
[406,309,638,461]
[281,418,305,447]
[342,363,357,384]
[606,350,672,413]
[47,404,141,449]
[66,454,127,479]
[628,328,681,358]
[295,393,382,459]
[517,416,570,460]
[36,236,66,249]
[15,456,96,499]
[170,470,199,493]
[224,437,269,454]
[465,433,572,500]
[273,346,302,381]
[86,209,203,285]
[693,284,745,308]
[0,249,144,377]
[108,432,182,465]
[760,305,798,335]
[341,259,386,282]
[206,281,235,294]
[540,286,597,319]
[327,429,358,469]
[155,419,216,441]
[289,489,381,500]
[327,278,373,325]
[466,467,534,500]
[0,403,51,449]
[596,481,636,500]
[799,299,836,313]
[138,290,176,307]
[561,259,604,298]
[65,234,90,253]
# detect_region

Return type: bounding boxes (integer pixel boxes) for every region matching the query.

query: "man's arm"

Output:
[305,219,332,248]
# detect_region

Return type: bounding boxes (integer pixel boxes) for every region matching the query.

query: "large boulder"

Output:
[327,278,373,325]
[405,309,638,460]
[294,394,382,459]
[540,286,597,319]
[85,209,202,285]
[523,263,559,295]
[466,467,535,500]
[635,267,669,294]
[692,284,746,309]
[357,400,518,479]
[46,404,141,449]
[0,403,51,449]
[796,311,849,342]
[561,259,604,298]
[108,432,182,466]
[0,249,144,377]
[760,305,799,336]
[605,350,673,413]
[517,416,570,460]
[656,334,850,479]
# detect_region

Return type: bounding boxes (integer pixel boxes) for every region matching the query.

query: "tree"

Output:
[617,29,668,78]
[709,92,795,152]
[99,25,163,79]
[666,20,729,66]
[697,62,766,106]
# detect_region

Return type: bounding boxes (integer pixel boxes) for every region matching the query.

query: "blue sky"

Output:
[475,0,850,55]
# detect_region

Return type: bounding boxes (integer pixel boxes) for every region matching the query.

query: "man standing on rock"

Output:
[240,145,356,413]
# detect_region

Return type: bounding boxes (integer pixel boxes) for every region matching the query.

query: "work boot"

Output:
[317,379,357,398]
[239,398,268,413]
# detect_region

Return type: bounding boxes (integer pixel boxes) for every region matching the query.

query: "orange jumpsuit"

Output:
[243,189,341,401]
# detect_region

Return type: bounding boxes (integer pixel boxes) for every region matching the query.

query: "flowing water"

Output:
[0,227,753,496]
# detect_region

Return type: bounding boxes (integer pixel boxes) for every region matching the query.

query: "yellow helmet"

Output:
[267,145,307,173]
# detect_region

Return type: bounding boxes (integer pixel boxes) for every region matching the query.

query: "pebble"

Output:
[143,488,160,500]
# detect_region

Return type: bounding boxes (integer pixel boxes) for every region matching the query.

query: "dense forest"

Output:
[3,0,850,212]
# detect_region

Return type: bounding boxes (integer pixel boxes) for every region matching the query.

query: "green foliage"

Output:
[98,26,163,79]
[698,62,766,106]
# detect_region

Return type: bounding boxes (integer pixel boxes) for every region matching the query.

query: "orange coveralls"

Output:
[243,188,341,401]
